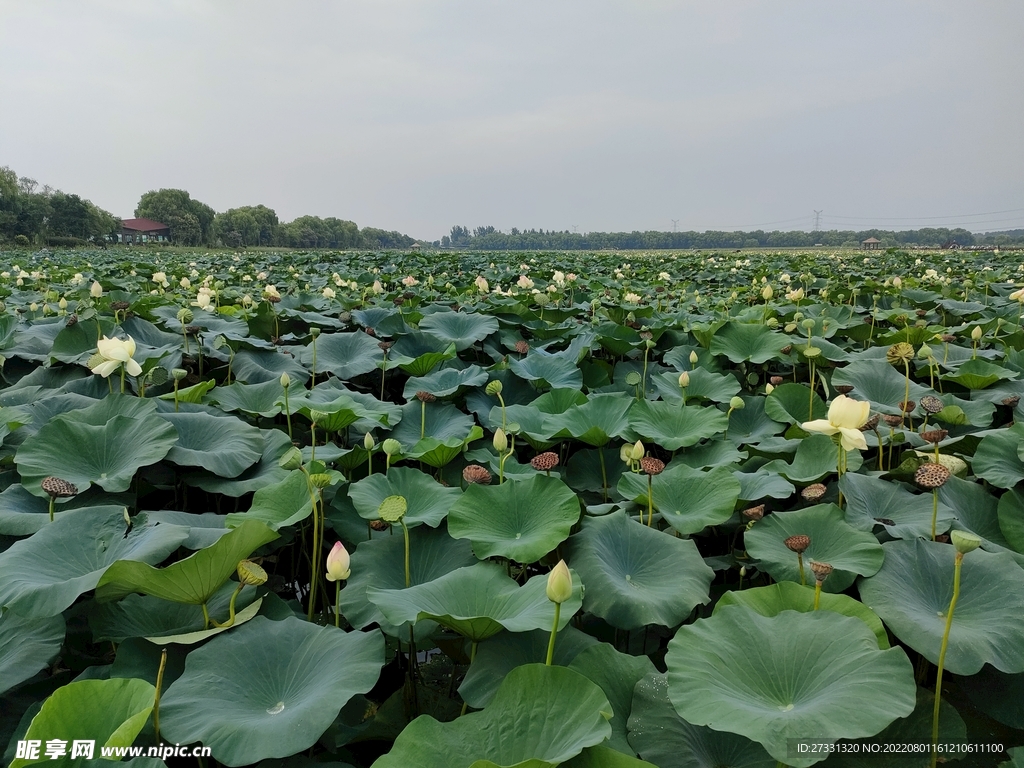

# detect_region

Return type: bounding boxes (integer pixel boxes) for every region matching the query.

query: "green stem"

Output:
[598,448,609,502]
[310,422,317,465]
[797,553,806,586]
[646,474,654,527]
[931,553,963,768]
[420,399,426,440]
[335,581,341,628]
[931,490,939,542]
[311,336,317,388]
[400,519,411,588]
[545,602,562,666]
[173,379,180,413]
[283,385,293,441]
[210,584,242,628]
[497,392,507,431]
[813,581,822,610]
[460,641,479,716]
[201,602,211,630]
[153,647,167,745]
[120,365,126,395]
[48,496,55,523]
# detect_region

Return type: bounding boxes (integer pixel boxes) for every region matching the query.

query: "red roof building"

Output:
[119,218,170,243]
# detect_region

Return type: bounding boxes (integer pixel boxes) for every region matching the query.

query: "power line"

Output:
[813,210,822,232]
[826,207,1024,222]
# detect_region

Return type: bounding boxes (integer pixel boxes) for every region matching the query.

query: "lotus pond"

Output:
[1,246,1024,768]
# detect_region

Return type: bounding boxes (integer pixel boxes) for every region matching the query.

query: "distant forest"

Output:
[2,165,1022,250]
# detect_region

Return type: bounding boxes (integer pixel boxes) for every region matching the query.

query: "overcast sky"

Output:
[2,1,1022,240]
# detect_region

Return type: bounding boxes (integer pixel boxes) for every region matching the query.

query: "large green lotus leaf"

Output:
[734,468,795,502]
[820,687,967,768]
[458,625,599,709]
[95,520,279,605]
[10,678,155,768]
[403,365,489,400]
[419,311,499,351]
[665,607,916,768]
[0,611,64,695]
[299,330,382,379]
[675,439,747,470]
[404,426,485,469]
[0,485,128,536]
[161,616,384,767]
[709,323,790,364]
[143,510,230,550]
[652,367,740,405]
[715,582,889,649]
[956,665,1024,729]
[942,358,1017,389]
[208,378,286,418]
[744,503,883,591]
[338,523,475,639]
[626,673,774,768]
[617,463,740,536]
[15,395,179,496]
[160,410,263,477]
[183,427,293,497]
[347,466,461,529]
[763,383,827,424]
[839,472,954,541]
[448,474,580,562]
[858,539,1024,675]
[390,400,474,444]
[546,394,633,447]
[224,470,313,530]
[937,476,1023,562]
[89,581,258,643]
[830,360,931,416]
[562,745,657,768]
[568,642,656,755]
[0,508,189,618]
[760,433,862,483]
[971,424,1024,488]
[391,331,458,376]
[564,447,626,494]
[367,561,582,642]
[232,349,310,385]
[508,348,584,390]
[372,664,612,768]
[722,396,786,447]
[627,400,728,450]
[567,511,713,629]
[998,487,1024,554]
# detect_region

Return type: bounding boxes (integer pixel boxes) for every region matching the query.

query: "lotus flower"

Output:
[801,394,871,451]
[325,541,351,581]
[546,560,572,604]
[91,335,142,378]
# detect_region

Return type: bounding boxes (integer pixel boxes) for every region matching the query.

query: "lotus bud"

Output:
[280,372,291,388]
[689,350,699,365]
[546,560,573,604]
[630,440,645,461]
[971,326,982,341]
[382,438,402,456]
[918,343,934,360]
[377,495,407,523]
[485,380,503,396]
[761,285,773,300]
[325,542,351,581]
[493,428,508,454]
[279,446,303,470]
[765,383,774,394]
[678,371,690,388]
[950,530,981,555]
[729,396,745,410]
[171,368,188,381]
[58,297,67,310]
[237,559,268,586]
[363,432,375,450]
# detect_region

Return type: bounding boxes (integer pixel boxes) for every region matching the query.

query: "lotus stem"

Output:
[931,490,939,542]
[598,448,609,502]
[420,399,426,440]
[931,551,964,768]
[400,518,411,588]
[173,379,180,413]
[335,581,341,628]
[211,583,243,628]
[48,496,55,523]
[545,602,562,666]
[153,647,167,745]
[646,473,654,527]
[460,641,479,717]
[119,365,126,395]
[283,383,293,441]
[310,421,317,465]
[813,581,822,610]
[310,334,317,388]
[201,602,211,630]
[808,360,815,418]
[496,391,507,431]
[797,553,806,586]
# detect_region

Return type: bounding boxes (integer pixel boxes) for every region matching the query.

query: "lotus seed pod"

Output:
[793,312,804,322]
[171,368,188,381]
[886,342,915,365]
[630,440,645,461]
[280,372,291,388]
[784,534,811,554]
[919,395,944,414]
[802,346,822,358]
[729,396,745,410]
[971,326,983,341]
[770,376,784,386]
[310,326,320,338]
[462,465,492,485]
[41,476,78,499]
[678,371,690,388]
[530,452,560,471]
[801,318,816,330]
[506,421,521,435]
[415,390,437,403]
[377,495,408,523]
[920,428,948,444]
[950,530,982,555]
[485,380,503,396]
[1002,395,1020,408]
[514,340,530,354]
[176,307,193,323]
[493,428,508,453]
[899,400,916,415]
[309,473,332,489]
[278,446,303,470]
[325,542,351,581]
[309,409,329,426]
[742,504,765,521]
[640,456,665,476]
[781,344,793,354]
[914,462,951,489]
[800,483,827,502]
[546,560,573,604]
[834,385,854,395]
[918,343,934,359]
[382,438,402,456]
[860,413,880,432]
[237,559,268,586]
[625,371,642,387]
[363,432,375,450]
[689,351,699,365]
[882,414,904,427]
[809,560,834,583]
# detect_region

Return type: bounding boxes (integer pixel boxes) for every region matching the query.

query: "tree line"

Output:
[0,166,415,249]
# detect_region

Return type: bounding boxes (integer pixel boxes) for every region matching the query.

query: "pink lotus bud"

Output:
[326,541,351,582]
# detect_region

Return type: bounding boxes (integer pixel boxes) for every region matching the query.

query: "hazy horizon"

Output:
[2,1,1022,241]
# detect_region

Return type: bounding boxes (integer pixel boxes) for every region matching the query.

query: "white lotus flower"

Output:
[92,335,143,378]
[801,395,870,451]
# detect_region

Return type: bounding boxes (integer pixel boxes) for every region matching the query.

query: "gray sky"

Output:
[2,1,1022,240]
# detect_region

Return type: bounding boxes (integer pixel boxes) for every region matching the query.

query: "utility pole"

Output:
[813,210,822,232]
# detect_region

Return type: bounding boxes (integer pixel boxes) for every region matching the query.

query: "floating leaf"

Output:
[618,463,740,536]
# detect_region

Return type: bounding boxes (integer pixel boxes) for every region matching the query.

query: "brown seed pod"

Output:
[940,334,956,343]
[781,344,793,355]
[914,462,951,489]
[742,504,765,521]
[65,314,78,326]
[462,465,492,485]
[640,457,665,476]
[377,340,393,351]
[920,395,944,414]
[364,326,377,337]
[1002,395,1020,408]
[370,519,390,531]
[874,517,896,526]
[514,340,530,355]
[920,428,948,444]
[834,385,854,395]
[882,414,904,427]
[800,483,827,502]
[899,400,916,414]
[266,294,281,304]
[530,452,560,471]
[393,296,405,306]
[41,476,78,498]
[110,300,130,311]
[770,376,784,386]
[185,325,202,336]
[639,330,653,341]
[784,534,811,554]
[860,413,880,432]
[415,391,437,403]
[810,560,834,583]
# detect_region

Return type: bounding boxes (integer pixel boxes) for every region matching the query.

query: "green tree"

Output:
[135,189,216,245]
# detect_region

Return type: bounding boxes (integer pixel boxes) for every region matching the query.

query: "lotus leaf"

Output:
[617,463,740,535]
